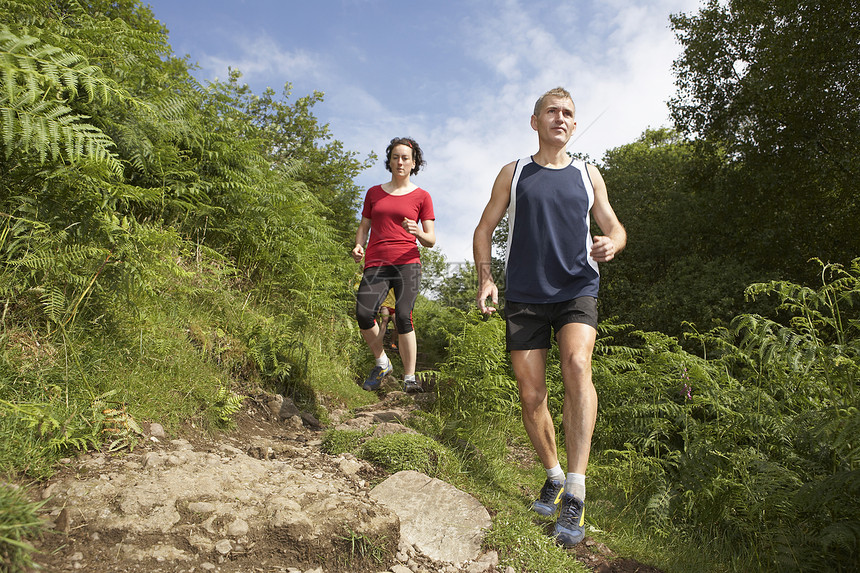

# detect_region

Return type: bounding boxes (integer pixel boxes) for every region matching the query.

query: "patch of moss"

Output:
[359,433,458,477]
[320,429,368,455]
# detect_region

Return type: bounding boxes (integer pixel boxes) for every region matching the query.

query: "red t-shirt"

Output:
[361,185,435,268]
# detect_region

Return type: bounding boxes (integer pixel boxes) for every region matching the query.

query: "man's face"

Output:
[531,96,576,145]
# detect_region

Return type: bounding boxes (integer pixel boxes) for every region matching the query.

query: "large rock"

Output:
[33,392,500,573]
[370,470,492,564]
[42,438,399,571]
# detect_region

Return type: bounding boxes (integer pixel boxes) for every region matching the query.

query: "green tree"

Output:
[238,82,375,243]
[437,262,479,312]
[599,128,767,337]
[670,0,860,281]
[418,245,447,297]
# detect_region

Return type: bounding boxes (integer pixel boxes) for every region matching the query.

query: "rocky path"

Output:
[28,385,661,573]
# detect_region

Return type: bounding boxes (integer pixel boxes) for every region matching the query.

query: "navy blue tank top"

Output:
[505,157,599,303]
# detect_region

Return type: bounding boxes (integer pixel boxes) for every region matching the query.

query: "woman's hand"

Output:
[403,218,436,247]
[401,217,419,235]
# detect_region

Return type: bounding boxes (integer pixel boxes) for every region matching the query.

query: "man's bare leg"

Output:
[511,348,558,469]
[556,322,598,476]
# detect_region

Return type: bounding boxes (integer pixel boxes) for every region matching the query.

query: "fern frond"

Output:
[38,284,65,324]
[212,384,246,426]
[0,26,139,174]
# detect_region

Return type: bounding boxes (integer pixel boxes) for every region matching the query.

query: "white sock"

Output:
[565,473,586,500]
[375,353,389,368]
[546,464,565,482]
[404,374,416,382]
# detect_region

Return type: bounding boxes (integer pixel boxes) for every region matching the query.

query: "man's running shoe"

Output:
[530,478,564,516]
[362,362,393,391]
[554,493,585,547]
[404,378,422,393]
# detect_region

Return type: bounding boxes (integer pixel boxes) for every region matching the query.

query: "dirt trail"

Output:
[26,384,663,573]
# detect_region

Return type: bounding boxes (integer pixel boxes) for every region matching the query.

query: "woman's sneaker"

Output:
[530,478,564,516]
[404,378,422,393]
[362,363,393,391]
[554,493,585,547]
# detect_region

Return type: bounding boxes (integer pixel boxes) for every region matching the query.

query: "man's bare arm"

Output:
[473,162,515,313]
[587,164,626,262]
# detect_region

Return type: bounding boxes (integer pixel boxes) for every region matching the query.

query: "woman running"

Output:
[351,137,436,392]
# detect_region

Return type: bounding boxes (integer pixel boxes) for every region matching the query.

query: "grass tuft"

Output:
[0,483,44,573]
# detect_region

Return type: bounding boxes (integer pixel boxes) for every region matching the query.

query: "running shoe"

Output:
[530,478,564,516]
[404,378,422,393]
[362,362,393,391]
[554,493,585,547]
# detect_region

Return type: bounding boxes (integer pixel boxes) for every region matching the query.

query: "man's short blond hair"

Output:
[533,87,575,117]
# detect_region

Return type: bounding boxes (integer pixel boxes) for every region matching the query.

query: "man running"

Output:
[473,87,626,546]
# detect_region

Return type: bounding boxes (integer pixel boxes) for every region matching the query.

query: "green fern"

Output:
[37,283,65,324]
[211,384,246,427]
[90,390,143,452]
[0,26,134,175]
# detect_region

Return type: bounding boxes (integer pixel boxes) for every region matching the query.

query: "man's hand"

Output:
[590,235,618,262]
[476,280,499,314]
[351,244,365,263]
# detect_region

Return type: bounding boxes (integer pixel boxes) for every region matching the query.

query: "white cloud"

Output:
[159,0,703,265]
[400,0,702,263]
[197,33,325,88]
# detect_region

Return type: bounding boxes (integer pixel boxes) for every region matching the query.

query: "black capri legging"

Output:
[355,263,421,334]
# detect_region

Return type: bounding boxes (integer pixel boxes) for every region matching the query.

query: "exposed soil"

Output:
[24,383,664,573]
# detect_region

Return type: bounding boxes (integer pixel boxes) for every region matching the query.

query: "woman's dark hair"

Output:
[384,137,426,175]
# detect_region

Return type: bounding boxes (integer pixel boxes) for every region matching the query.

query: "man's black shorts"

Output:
[505,297,598,351]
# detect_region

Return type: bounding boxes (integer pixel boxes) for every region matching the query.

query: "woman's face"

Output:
[389,144,415,176]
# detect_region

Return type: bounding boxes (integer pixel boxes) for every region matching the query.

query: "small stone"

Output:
[227,518,249,536]
[278,397,301,419]
[466,561,492,573]
[215,539,232,555]
[476,550,499,566]
[594,542,613,556]
[300,411,321,428]
[267,395,283,418]
[148,422,166,438]
[187,502,215,513]
[338,456,363,477]
[54,508,70,532]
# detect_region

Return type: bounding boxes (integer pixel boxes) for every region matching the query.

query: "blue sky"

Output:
[144,0,703,263]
